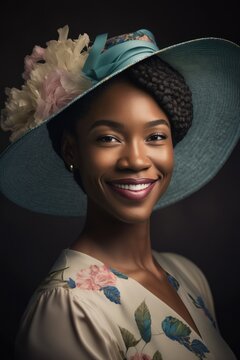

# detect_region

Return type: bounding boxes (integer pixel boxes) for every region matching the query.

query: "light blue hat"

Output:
[0,26,239,216]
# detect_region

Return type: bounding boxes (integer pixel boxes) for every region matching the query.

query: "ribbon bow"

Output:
[82,29,160,83]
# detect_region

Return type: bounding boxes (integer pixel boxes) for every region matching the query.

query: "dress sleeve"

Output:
[164,252,220,333]
[14,287,121,360]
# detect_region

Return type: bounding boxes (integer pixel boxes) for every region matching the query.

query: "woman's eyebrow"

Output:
[89,119,170,131]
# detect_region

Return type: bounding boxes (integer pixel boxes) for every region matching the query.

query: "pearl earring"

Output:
[69,164,74,172]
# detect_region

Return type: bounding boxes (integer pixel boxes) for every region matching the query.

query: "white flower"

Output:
[0,25,93,142]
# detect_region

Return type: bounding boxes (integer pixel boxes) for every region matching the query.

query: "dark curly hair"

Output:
[47,54,193,160]
[126,55,193,146]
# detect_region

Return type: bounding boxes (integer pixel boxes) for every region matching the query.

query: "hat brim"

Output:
[0,37,239,216]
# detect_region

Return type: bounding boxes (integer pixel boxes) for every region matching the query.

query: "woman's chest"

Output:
[79,267,235,360]
[134,270,203,339]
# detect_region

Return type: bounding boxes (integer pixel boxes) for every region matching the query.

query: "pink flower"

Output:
[35,68,79,121]
[130,353,152,360]
[1,25,92,143]
[76,264,117,290]
[23,45,46,80]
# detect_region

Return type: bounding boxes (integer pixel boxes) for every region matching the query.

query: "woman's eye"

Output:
[147,133,167,141]
[96,133,167,143]
[97,135,119,143]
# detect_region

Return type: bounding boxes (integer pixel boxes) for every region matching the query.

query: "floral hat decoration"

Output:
[0,25,239,216]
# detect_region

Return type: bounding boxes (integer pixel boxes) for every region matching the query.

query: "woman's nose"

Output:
[116,140,151,171]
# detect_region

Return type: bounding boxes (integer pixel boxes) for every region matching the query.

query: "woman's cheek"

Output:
[162,147,174,172]
[150,145,174,175]
[81,148,117,188]
[90,146,119,169]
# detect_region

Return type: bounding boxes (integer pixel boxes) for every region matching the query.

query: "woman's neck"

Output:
[70,198,158,273]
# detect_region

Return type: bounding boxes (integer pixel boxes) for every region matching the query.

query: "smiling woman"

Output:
[47,54,193,208]
[60,73,174,223]
[0,26,239,360]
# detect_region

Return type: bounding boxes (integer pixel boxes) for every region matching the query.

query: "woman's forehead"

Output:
[72,73,171,133]
[85,76,166,113]
[75,99,170,135]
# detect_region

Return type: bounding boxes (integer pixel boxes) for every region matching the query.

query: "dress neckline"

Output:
[64,247,205,343]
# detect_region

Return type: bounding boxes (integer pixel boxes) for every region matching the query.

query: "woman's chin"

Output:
[86,180,167,223]
[103,201,156,224]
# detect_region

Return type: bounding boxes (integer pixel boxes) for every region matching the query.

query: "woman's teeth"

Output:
[112,183,151,191]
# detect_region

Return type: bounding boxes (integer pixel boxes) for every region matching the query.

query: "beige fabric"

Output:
[14,248,237,360]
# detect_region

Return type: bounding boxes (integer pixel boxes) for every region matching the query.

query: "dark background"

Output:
[0,1,239,359]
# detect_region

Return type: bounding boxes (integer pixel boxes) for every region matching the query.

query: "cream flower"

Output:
[0,25,93,143]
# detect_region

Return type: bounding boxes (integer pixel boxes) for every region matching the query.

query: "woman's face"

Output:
[62,74,174,223]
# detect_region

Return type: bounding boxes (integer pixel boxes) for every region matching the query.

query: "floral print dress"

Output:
[14,248,237,360]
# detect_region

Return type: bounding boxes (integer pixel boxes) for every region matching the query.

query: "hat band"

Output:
[82,32,160,83]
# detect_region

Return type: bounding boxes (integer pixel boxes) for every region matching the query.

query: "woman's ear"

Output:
[60,129,77,167]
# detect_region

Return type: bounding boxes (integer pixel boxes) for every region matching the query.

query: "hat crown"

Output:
[102,29,157,52]
[81,28,159,82]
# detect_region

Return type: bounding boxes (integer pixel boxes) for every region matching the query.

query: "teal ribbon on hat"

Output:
[82,29,160,83]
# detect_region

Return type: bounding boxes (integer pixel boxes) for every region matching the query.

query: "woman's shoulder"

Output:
[152,249,219,330]
[152,249,212,296]
[35,249,72,293]
[21,249,81,317]
[153,250,206,281]
[153,249,208,283]
[15,286,121,359]
[15,250,123,359]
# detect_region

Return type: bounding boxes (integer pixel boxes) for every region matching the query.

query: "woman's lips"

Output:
[107,180,158,201]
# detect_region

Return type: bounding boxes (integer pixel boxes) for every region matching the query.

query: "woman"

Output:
[0,26,239,360]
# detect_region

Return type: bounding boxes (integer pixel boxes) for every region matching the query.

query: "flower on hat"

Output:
[0,25,93,143]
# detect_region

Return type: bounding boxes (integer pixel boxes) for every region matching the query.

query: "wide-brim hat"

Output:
[0,26,239,217]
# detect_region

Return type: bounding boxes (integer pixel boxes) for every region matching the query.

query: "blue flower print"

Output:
[165,272,180,291]
[162,316,191,342]
[191,339,210,359]
[117,302,210,360]
[162,316,210,359]
[101,285,121,304]
[110,267,129,279]
[66,277,76,288]
[188,293,217,328]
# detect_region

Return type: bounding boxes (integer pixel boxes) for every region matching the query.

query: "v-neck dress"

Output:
[14,248,237,360]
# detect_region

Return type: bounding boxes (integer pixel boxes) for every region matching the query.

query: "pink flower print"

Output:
[130,353,152,360]
[76,264,117,290]
[69,264,129,304]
